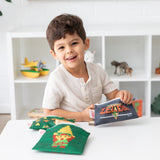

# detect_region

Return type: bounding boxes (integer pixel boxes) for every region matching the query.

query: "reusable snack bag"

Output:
[95,98,138,126]
[30,116,75,130]
[32,124,90,154]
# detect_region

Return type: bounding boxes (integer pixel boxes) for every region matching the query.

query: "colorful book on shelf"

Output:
[28,108,45,119]
[90,98,142,126]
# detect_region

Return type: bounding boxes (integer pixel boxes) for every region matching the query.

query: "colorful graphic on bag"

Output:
[52,126,75,148]
[95,98,138,126]
[30,116,75,130]
[132,99,143,117]
[32,124,90,154]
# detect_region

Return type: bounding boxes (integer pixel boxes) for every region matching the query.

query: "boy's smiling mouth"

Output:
[66,55,77,61]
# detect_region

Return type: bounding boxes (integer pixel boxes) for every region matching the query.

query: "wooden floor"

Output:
[0,114,11,134]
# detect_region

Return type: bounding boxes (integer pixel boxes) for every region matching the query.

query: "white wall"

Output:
[1,0,160,113]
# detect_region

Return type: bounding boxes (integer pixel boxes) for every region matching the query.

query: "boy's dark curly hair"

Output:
[46,14,86,51]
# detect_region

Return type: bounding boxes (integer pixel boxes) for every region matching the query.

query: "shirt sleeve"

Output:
[99,65,117,94]
[42,72,63,110]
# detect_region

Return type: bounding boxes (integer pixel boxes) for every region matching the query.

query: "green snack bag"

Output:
[30,116,75,130]
[32,124,90,155]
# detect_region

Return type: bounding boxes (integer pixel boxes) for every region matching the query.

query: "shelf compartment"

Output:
[105,36,150,78]
[152,36,160,78]
[151,81,160,117]
[12,38,56,80]
[151,81,160,100]
[88,36,102,64]
[14,83,46,119]
[119,81,148,117]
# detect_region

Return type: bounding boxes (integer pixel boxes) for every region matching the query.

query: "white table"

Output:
[0,117,160,160]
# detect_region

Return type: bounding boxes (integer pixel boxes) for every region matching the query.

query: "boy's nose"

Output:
[66,46,73,54]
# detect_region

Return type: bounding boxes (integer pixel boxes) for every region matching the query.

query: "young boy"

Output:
[43,14,133,122]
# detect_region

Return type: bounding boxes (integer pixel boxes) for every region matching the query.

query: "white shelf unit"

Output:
[7,27,160,119]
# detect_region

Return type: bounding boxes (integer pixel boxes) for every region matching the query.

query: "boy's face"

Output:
[50,32,89,71]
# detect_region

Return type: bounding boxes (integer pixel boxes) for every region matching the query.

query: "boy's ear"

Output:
[50,50,58,60]
[85,38,90,50]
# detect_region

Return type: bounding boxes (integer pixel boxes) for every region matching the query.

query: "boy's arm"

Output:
[43,104,94,122]
[105,89,133,104]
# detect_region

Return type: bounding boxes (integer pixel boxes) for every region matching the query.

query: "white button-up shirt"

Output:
[42,62,117,112]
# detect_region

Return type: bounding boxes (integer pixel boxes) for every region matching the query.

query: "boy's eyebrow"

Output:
[70,38,80,42]
[55,43,64,47]
[55,38,80,47]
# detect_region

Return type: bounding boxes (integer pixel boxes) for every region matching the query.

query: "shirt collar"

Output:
[61,62,91,83]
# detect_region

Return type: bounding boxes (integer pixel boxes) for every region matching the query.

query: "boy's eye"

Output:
[72,42,78,45]
[58,46,64,50]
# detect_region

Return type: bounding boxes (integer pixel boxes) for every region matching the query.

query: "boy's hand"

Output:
[81,104,95,122]
[119,90,133,104]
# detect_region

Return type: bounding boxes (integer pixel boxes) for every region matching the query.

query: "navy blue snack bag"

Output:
[95,98,138,126]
